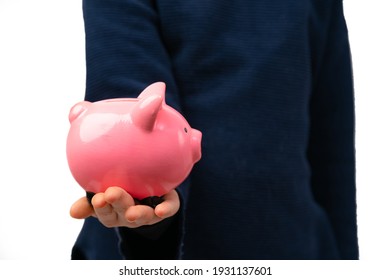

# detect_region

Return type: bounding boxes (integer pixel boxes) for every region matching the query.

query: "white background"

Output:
[0,0,389,262]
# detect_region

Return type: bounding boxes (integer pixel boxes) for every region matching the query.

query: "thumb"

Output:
[70,196,95,219]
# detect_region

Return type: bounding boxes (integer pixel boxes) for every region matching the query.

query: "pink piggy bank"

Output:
[66,82,202,200]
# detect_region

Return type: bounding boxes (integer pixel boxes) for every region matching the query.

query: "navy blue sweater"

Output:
[72,0,358,259]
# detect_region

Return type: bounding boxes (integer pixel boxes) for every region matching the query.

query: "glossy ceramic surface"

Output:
[66,82,202,199]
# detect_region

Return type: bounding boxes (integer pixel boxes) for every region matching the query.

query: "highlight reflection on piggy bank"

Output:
[66,82,202,200]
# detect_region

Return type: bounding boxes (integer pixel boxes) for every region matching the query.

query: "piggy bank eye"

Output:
[184,127,188,133]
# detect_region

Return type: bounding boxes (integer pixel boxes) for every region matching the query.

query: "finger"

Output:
[70,197,94,219]
[92,193,118,227]
[91,192,107,209]
[154,190,180,219]
[126,205,158,225]
[104,187,135,216]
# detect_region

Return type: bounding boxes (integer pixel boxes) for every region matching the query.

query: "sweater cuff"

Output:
[116,209,182,259]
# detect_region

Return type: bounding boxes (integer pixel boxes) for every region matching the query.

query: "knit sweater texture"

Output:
[72,0,358,260]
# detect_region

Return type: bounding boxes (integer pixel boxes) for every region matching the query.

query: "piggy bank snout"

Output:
[191,129,202,163]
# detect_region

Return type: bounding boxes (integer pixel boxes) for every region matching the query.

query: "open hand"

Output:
[70,187,180,228]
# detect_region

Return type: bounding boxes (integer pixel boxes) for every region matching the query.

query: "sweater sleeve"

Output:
[83,0,181,104]
[307,0,359,259]
[82,0,185,259]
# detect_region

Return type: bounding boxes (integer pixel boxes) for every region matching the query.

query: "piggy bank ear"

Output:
[138,82,166,101]
[68,101,91,123]
[132,82,166,131]
[132,94,163,131]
